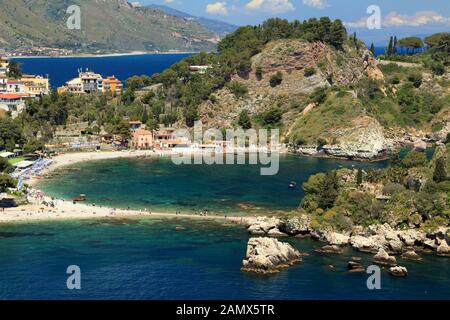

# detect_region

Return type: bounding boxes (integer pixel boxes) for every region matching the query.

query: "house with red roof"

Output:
[0,93,28,118]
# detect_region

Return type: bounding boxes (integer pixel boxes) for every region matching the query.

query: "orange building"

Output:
[132,129,153,149]
[103,76,123,94]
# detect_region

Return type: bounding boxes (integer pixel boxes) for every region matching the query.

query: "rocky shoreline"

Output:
[243,216,449,273]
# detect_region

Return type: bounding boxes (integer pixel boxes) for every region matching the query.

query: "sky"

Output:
[141,0,450,44]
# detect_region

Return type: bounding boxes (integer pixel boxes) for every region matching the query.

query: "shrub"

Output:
[383,183,406,196]
[431,62,445,76]
[238,109,252,129]
[407,72,423,88]
[227,81,248,98]
[269,72,283,87]
[304,67,316,77]
[389,76,401,85]
[433,157,447,183]
[258,107,283,127]
[317,138,328,149]
[402,151,428,168]
[255,66,263,80]
[0,174,16,192]
[310,87,328,105]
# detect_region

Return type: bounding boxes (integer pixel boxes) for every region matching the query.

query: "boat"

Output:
[72,194,87,202]
[288,182,297,189]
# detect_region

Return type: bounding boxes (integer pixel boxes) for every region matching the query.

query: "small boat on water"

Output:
[288,181,297,189]
[72,194,87,202]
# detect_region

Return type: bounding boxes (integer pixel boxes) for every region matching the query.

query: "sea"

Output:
[11,53,192,88]
[0,155,449,300]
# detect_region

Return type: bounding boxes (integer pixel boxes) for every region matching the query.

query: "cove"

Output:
[37,154,389,215]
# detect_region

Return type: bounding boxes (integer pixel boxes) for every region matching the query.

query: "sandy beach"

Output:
[1,150,256,225]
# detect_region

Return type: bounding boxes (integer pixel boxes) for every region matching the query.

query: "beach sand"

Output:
[1,150,256,225]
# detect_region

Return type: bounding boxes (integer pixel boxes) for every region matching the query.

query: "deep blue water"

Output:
[0,218,449,300]
[11,54,191,88]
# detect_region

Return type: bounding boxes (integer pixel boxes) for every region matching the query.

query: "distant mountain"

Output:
[146,4,238,38]
[0,0,218,53]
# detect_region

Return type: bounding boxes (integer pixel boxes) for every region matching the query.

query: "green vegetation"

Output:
[270,72,283,87]
[304,67,316,77]
[299,147,450,231]
[7,61,22,79]
[238,110,252,129]
[227,81,248,98]
[0,174,16,193]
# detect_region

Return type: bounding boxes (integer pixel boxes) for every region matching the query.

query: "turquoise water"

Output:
[37,155,388,215]
[0,218,449,300]
[3,154,449,300]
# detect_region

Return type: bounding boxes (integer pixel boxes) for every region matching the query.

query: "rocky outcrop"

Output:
[437,241,450,257]
[296,117,388,161]
[350,235,383,253]
[247,216,447,259]
[322,117,387,160]
[413,140,427,152]
[401,250,422,261]
[278,215,310,235]
[373,248,397,266]
[315,245,344,254]
[389,266,408,277]
[246,217,283,236]
[241,237,302,274]
[348,261,365,273]
[397,230,426,247]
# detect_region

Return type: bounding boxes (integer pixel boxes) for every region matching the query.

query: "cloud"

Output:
[384,11,449,27]
[302,0,327,9]
[164,0,174,3]
[245,0,295,13]
[206,2,229,15]
[345,10,450,28]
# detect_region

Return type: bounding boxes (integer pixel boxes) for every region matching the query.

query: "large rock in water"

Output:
[241,237,302,274]
[373,248,397,266]
[389,266,408,277]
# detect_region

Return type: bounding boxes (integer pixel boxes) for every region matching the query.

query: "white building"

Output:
[0,93,28,118]
[6,80,25,93]
[58,70,104,94]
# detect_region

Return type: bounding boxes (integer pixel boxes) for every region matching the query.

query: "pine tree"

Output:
[433,157,447,183]
[370,43,375,56]
[387,36,393,56]
[356,168,363,186]
[393,36,398,55]
[390,152,402,167]
[319,171,339,209]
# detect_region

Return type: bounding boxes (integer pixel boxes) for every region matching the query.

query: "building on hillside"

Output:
[132,129,154,149]
[80,71,103,93]
[129,121,143,131]
[103,76,123,94]
[20,75,50,96]
[58,77,82,94]
[0,93,29,118]
[189,65,212,74]
[0,58,8,76]
[58,71,123,95]
[0,76,7,93]
[6,80,25,93]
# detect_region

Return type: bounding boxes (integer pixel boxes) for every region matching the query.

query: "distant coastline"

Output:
[7,51,199,59]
